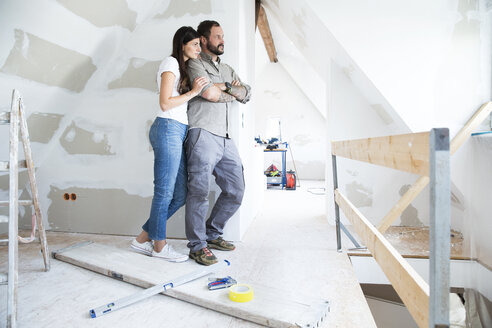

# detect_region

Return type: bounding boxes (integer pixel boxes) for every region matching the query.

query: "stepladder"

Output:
[1,89,50,328]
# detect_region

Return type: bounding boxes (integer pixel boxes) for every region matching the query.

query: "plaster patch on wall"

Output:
[371,104,394,125]
[0,172,29,195]
[291,8,308,50]
[342,65,355,81]
[454,0,480,43]
[0,171,33,227]
[56,0,137,30]
[458,0,479,14]
[451,190,464,210]
[346,181,372,208]
[346,170,359,177]
[47,186,151,234]
[398,184,423,227]
[108,58,160,92]
[60,121,115,155]
[264,90,281,99]
[0,30,96,92]
[155,0,212,18]
[27,113,64,144]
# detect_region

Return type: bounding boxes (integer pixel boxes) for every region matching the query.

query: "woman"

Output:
[131,26,207,262]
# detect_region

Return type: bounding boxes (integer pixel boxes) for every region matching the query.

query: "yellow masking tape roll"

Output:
[229,284,254,303]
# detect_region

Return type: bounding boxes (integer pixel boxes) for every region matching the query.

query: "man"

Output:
[185,20,251,265]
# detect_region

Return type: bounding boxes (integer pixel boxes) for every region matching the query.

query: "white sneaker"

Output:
[130,239,153,256]
[152,244,188,262]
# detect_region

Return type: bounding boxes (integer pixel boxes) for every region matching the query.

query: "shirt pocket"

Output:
[205,68,222,83]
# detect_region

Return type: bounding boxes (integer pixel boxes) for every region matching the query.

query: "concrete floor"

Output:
[0,180,375,327]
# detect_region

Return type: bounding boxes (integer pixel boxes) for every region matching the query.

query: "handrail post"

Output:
[332,155,342,252]
[429,128,450,328]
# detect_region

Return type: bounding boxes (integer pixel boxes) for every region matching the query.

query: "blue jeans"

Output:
[142,117,188,240]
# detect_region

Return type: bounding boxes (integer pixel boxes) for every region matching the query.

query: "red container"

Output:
[286,172,296,190]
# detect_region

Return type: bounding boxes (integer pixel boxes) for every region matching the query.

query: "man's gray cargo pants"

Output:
[185,128,245,252]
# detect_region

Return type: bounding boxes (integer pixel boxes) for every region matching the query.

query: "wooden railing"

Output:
[332,129,450,328]
[331,102,492,327]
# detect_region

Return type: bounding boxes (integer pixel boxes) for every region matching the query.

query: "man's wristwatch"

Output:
[225,82,232,94]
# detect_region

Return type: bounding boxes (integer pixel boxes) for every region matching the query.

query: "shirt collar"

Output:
[200,52,221,64]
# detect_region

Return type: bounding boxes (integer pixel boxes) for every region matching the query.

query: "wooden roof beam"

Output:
[257,4,278,63]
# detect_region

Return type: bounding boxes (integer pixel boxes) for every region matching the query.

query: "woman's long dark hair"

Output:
[171,26,200,94]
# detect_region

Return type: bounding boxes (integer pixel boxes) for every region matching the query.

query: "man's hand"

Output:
[227,84,247,102]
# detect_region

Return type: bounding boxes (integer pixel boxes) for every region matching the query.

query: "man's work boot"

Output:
[207,236,236,251]
[189,247,218,266]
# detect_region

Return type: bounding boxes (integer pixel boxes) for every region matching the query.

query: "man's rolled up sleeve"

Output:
[187,58,213,96]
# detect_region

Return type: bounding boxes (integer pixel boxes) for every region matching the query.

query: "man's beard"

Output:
[207,42,224,56]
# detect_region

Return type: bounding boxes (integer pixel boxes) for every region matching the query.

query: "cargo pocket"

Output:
[185,128,202,154]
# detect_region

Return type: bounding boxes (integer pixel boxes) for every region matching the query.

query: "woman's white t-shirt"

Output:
[156,56,188,125]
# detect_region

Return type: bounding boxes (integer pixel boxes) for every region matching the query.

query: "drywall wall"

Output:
[0,0,262,241]
[452,134,492,284]
[308,0,491,135]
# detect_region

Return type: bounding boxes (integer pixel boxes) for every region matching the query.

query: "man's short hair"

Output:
[197,20,220,39]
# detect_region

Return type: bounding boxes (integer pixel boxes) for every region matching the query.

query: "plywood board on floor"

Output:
[0,181,376,327]
[53,241,329,328]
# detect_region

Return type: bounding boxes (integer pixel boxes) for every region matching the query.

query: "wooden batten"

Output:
[335,189,429,328]
[377,175,429,233]
[331,132,430,176]
[450,101,492,155]
[257,5,278,63]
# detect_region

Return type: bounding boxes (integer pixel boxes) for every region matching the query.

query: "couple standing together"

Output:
[131,20,251,266]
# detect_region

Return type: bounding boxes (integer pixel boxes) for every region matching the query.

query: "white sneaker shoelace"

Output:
[152,244,188,263]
